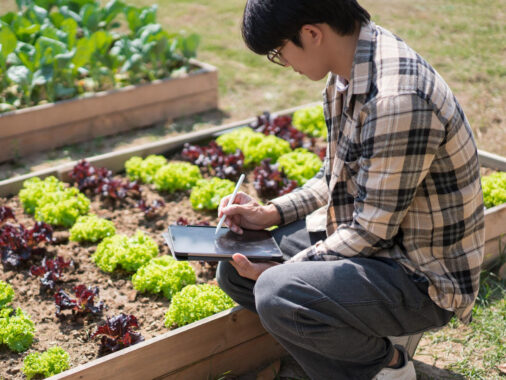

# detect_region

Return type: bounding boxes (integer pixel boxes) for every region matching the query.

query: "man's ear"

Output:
[300,24,324,48]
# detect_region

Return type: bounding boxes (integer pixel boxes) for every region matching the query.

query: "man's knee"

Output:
[216,261,237,294]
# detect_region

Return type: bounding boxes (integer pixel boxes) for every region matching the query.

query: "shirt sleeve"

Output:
[287,93,445,262]
[268,156,329,225]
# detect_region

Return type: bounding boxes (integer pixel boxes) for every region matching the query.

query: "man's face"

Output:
[268,28,330,81]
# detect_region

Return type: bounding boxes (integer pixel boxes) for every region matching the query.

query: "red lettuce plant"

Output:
[181,142,244,181]
[91,314,144,354]
[70,160,141,201]
[30,257,73,290]
[251,112,307,150]
[0,221,53,268]
[0,206,16,226]
[253,159,298,198]
[136,199,165,219]
[54,285,105,318]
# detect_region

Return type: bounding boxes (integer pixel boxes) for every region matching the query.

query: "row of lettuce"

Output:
[0,0,200,113]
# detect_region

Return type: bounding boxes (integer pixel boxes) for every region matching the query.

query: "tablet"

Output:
[162,225,283,262]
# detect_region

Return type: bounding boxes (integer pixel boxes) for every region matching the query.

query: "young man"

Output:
[216,1,485,379]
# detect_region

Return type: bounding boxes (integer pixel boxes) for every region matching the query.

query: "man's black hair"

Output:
[242,0,370,55]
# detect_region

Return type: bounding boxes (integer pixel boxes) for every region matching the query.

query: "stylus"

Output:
[215,173,246,235]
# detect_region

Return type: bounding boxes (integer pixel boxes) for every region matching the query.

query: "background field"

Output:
[0,0,504,179]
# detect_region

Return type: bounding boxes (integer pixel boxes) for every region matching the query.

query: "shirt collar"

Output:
[331,22,376,98]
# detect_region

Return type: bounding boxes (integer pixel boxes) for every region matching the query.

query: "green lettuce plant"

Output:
[0,307,35,352]
[216,127,291,165]
[189,178,235,210]
[153,162,202,192]
[131,256,196,299]
[292,105,327,138]
[125,155,167,183]
[69,214,116,243]
[164,284,235,328]
[92,230,158,273]
[481,171,506,208]
[22,347,70,379]
[278,148,323,185]
[0,280,14,309]
[19,176,90,227]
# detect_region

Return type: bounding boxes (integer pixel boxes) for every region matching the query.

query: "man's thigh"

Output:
[255,256,453,337]
[271,219,326,260]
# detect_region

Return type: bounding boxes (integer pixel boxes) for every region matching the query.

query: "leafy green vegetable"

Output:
[215,127,256,154]
[292,105,327,138]
[278,148,322,185]
[189,178,235,210]
[92,230,158,273]
[0,0,201,113]
[216,127,291,165]
[69,214,116,243]
[22,346,70,379]
[0,307,35,352]
[164,284,235,328]
[0,280,14,309]
[125,155,167,183]
[481,171,506,208]
[131,256,196,299]
[19,176,90,227]
[153,162,202,192]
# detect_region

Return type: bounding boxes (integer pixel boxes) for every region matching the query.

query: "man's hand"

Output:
[230,253,280,281]
[218,191,281,234]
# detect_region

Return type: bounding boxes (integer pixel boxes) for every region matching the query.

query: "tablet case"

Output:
[162,225,283,262]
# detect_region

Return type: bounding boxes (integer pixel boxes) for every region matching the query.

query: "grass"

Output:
[0,0,504,180]
[415,270,505,379]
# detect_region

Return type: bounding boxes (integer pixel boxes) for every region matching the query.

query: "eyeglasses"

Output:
[267,41,288,66]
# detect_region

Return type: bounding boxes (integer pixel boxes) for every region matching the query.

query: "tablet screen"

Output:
[168,225,282,260]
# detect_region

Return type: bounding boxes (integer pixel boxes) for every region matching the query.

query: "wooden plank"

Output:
[156,333,285,380]
[478,149,506,171]
[0,88,218,162]
[484,203,506,240]
[0,62,218,138]
[50,307,277,380]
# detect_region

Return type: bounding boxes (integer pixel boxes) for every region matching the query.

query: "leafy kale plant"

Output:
[189,177,235,210]
[164,284,235,328]
[22,346,70,379]
[92,230,158,272]
[19,176,90,227]
[125,155,167,183]
[0,280,14,309]
[277,148,322,185]
[131,255,196,299]
[481,171,506,208]
[292,105,327,138]
[69,214,116,243]
[216,127,291,165]
[153,162,202,192]
[0,307,35,352]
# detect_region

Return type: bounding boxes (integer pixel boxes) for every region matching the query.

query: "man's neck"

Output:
[325,23,362,81]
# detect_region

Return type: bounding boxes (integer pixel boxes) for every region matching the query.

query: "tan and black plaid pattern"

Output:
[270,22,485,323]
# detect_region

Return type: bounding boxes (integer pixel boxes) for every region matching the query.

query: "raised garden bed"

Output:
[0,60,218,163]
[0,104,504,380]
[0,0,218,163]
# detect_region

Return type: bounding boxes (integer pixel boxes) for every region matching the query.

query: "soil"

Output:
[0,169,263,380]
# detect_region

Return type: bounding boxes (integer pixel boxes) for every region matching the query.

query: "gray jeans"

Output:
[216,220,453,380]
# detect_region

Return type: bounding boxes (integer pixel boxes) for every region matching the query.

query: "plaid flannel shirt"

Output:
[269,22,485,323]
